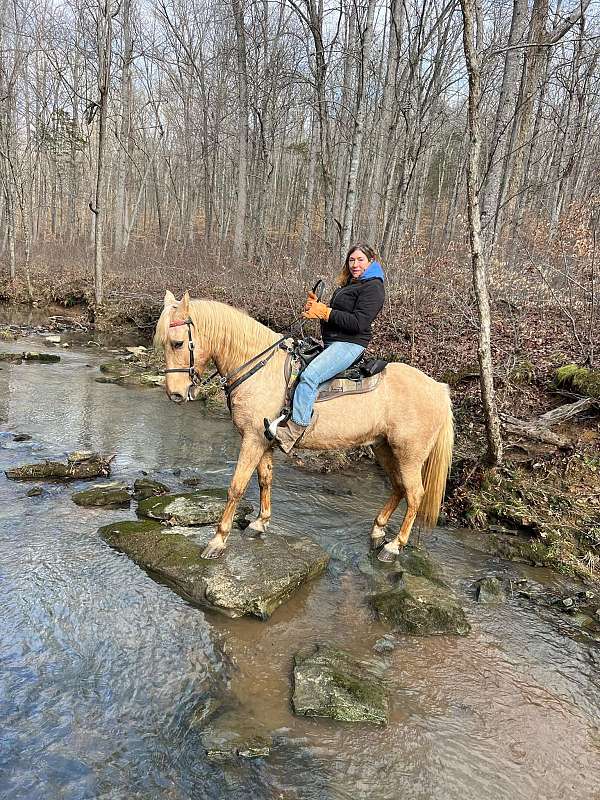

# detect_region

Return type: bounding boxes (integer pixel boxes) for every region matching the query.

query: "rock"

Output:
[562,597,575,609]
[13,433,32,442]
[200,711,272,761]
[72,483,131,508]
[45,335,61,344]
[182,477,203,487]
[5,452,111,481]
[22,351,60,363]
[371,574,470,635]
[132,477,171,500]
[0,353,23,363]
[292,644,388,725]
[373,634,397,654]
[99,522,330,619]
[98,357,164,388]
[136,490,252,527]
[125,346,147,356]
[475,576,506,604]
[26,486,43,497]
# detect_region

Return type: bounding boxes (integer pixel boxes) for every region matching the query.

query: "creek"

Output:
[1,309,600,800]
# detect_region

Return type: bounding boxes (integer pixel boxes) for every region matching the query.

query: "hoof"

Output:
[201,537,227,559]
[377,543,399,563]
[370,535,386,550]
[246,518,269,538]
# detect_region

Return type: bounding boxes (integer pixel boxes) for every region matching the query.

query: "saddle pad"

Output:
[315,372,382,403]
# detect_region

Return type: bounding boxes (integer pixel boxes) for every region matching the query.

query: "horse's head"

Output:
[155,290,211,403]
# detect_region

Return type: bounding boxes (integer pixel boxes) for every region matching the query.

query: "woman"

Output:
[267,243,385,452]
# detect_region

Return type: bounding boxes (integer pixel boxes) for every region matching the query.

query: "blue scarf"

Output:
[359,260,384,281]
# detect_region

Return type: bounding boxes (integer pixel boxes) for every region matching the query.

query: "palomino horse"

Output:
[154,291,453,562]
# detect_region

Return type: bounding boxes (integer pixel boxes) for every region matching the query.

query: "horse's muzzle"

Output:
[168,391,187,404]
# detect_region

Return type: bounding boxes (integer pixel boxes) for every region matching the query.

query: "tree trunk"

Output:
[340,0,375,256]
[231,0,248,259]
[460,0,503,466]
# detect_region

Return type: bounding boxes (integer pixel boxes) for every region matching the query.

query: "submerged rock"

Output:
[99,522,330,619]
[475,576,506,604]
[373,634,398,654]
[371,574,470,635]
[200,710,272,761]
[5,452,112,481]
[13,433,32,442]
[292,644,388,725]
[136,490,252,527]
[132,477,171,500]
[26,486,43,497]
[97,357,164,388]
[72,483,131,508]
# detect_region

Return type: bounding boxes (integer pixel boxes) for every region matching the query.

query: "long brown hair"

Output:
[336,242,378,286]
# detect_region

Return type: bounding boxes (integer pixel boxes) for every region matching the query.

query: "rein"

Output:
[164,317,289,399]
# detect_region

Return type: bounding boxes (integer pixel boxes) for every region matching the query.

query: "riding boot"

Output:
[272,419,308,454]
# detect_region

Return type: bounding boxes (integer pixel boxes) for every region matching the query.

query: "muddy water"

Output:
[1,321,600,800]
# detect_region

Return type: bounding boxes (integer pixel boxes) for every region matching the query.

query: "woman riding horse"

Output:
[266,243,385,452]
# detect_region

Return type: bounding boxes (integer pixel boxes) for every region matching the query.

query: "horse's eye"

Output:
[172,341,184,350]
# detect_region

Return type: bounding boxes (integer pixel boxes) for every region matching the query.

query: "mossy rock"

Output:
[556,364,600,399]
[371,574,470,635]
[133,477,171,500]
[98,359,164,388]
[475,576,506,604]
[0,352,23,363]
[98,523,330,619]
[292,644,388,725]
[5,452,111,481]
[22,351,61,363]
[72,483,130,508]
[136,490,252,527]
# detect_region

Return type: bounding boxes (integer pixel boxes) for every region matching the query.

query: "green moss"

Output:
[556,364,600,399]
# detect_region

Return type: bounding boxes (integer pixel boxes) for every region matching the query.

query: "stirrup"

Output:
[264,412,287,441]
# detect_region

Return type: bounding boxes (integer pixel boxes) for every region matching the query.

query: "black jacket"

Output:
[320,277,385,348]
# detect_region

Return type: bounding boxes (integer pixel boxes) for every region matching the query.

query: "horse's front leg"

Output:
[247,449,273,536]
[201,437,267,559]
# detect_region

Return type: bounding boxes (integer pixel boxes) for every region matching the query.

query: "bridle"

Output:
[163,317,289,402]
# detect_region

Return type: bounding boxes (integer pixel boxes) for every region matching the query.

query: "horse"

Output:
[154,290,454,562]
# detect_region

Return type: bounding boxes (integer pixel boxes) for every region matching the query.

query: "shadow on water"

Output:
[1,329,600,799]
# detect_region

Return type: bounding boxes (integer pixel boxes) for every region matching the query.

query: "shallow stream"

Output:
[1,311,600,799]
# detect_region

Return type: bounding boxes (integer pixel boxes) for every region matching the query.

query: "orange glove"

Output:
[304,291,317,312]
[303,301,331,321]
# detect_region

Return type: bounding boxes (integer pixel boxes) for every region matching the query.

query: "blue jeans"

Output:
[292,341,365,426]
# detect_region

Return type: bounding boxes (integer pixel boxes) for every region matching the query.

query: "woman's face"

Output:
[348,249,371,279]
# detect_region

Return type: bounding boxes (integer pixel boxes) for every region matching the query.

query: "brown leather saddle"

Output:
[283,337,388,407]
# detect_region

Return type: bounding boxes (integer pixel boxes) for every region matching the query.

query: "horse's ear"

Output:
[181,291,190,315]
[163,290,176,306]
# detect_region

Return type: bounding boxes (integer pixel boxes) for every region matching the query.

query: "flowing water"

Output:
[1,313,600,800]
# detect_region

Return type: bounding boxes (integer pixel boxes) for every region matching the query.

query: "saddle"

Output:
[284,337,388,407]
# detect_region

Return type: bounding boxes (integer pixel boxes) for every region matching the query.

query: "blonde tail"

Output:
[418,388,454,528]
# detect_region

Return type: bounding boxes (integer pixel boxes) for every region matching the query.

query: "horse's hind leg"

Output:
[371,442,404,549]
[378,460,424,563]
[247,449,273,536]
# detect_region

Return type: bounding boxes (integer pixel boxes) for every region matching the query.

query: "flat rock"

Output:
[99,521,330,619]
[371,574,470,636]
[72,483,131,508]
[132,477,171,500]
[5,452,111,481]
[23,351,61,363]
[136,489,252,527]
[292,644,388,725]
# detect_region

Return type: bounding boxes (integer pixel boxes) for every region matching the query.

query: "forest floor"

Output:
[2,261,599,584]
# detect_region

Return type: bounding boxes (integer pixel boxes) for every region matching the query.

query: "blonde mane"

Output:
[154,298,280,367]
